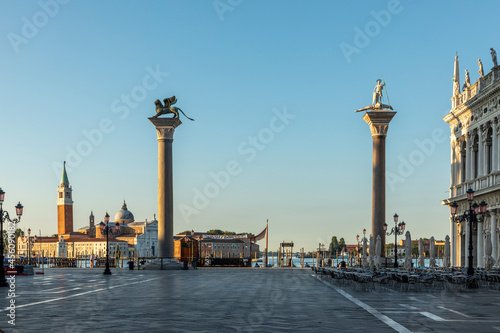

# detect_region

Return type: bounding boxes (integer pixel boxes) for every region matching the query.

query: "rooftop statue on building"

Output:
[152,95,194,121]
[355,78,393,112]
[463,69,471,90]
[491,48,497,67]
[478,59,485,79]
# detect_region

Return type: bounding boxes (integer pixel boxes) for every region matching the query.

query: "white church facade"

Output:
[442,48,500,268]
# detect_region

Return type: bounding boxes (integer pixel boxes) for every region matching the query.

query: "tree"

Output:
[329,236,339,256]
[2,228,24,255]
[338,238,346,252]
[207,229,224,235]
[411,242,419,256]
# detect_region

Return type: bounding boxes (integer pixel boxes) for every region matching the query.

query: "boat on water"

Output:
[252,258,263,262]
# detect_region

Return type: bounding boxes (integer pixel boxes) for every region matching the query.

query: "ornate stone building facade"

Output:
[442,50,500,267]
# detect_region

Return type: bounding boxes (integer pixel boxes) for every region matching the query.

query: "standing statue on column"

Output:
[355,79,393,112]
[478,59,485,79]
[372,79,385,104]
[491,48,498,67]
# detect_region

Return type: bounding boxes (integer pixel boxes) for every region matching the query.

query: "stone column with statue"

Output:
[356,79,396,259]
[149,96,194,259]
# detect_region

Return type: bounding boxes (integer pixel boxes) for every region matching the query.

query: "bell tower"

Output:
[57,161,74,237]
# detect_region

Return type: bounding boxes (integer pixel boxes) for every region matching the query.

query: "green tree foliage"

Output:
[206,230,243,235]
[329,236,339,255]
[412,242,419,256]
[338,238,346,252]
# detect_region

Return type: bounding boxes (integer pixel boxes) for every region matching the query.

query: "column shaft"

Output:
[492,210,498,261]
[450,216,456,266]
[451,141,456,189]
[158,138,174,258]
[372,135,386,255]
[462,222,470,267]
[477,221,484,268]
[492,121,498,172]
[466,135,471,181]
[149,117,181,259]
[478,129,484,177]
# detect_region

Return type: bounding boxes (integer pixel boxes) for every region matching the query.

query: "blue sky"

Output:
[0,0,497,251]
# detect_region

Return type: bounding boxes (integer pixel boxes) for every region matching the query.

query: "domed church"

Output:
[115,201,135,224]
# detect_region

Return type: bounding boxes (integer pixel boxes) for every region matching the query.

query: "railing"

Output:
[452,171,500,198]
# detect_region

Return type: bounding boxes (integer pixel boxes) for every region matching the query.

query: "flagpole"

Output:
[265,219,268,268]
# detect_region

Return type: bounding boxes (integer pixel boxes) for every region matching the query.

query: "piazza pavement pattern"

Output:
[1,268,500,332]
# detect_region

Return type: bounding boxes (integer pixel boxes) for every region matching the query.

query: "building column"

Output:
[479,126,485,177]
[477,219,484,268]
[464,221,469,268]
[450,216,457,267]
[149,117,182,258]
[492,209,498,262]
[493,118,498,172]
[466,134,472,181]
[363,110,396,257]
[451,140,457,190]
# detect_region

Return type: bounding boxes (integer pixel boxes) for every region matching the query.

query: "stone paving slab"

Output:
[0,268,499,332]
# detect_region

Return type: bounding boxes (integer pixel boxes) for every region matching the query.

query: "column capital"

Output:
[149,117,182,141]
[362,111,397,137]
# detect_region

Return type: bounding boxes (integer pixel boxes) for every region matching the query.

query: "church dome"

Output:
[114,201,134,224]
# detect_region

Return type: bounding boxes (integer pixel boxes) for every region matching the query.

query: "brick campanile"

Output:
[57,161,74,237]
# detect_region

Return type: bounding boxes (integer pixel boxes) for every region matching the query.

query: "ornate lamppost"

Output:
[383,213,406,268]
[99,212,120,275]
[449,188,487,278]
[0,188,23,287]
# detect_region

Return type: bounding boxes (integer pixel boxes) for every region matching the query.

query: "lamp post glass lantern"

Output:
[449,188,487,282]
[100,212,120,275]
[383,213,406,268]
[0,188,23,287]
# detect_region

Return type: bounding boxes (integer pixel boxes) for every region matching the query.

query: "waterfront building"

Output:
[175,231,259,259]
[17,163,157,259]
[442,50,500,267]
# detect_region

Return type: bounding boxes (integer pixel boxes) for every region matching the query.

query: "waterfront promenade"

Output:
[1,268,500,332]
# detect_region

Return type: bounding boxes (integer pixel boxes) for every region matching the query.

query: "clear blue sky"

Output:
[0,0,497,251]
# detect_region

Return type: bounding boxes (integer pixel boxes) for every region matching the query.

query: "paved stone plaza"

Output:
[1,268,500,332]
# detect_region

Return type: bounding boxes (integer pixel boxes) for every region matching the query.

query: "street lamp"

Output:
[0,188,23,287]
[383,213,406,268]
[99,212,120,275]
[449,188,487,280]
